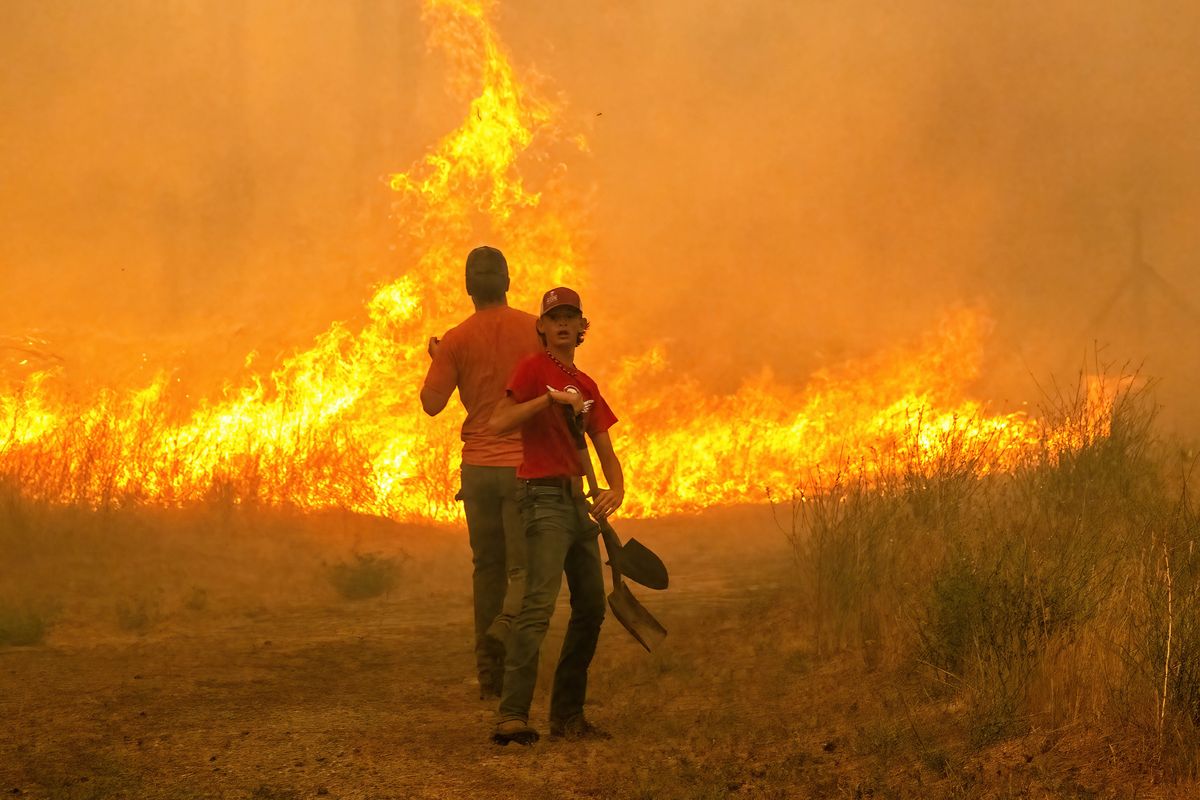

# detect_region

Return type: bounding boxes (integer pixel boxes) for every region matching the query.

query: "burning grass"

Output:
[0,0,1074,526]
[0,307,1050,524]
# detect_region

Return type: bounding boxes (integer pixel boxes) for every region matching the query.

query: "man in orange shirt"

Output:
[421,246,541,699]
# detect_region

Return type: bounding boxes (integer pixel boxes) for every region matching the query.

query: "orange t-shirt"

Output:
[422,305,541,467]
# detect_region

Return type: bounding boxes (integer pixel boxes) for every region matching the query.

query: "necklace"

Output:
[545,349,577,378]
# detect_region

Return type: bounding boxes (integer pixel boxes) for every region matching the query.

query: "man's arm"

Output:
[420,334,454,416]
[489,389,582,434]
[588,430,624,518]
[420,385,451,416]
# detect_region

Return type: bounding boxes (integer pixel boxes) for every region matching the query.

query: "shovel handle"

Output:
[561,407,625,580]
[597,515,624,565]
[577,447,600,499]
[559,405,597,491]
[578,443,624,573]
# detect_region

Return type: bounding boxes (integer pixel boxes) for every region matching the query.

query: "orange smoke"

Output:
[0,0,1102,523]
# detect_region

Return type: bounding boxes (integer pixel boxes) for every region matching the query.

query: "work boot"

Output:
[491,719,539,746]
[549,714,611,741]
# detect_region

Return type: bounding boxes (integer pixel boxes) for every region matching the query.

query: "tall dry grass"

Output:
[776,371,1200,773]
[0,383,463,521]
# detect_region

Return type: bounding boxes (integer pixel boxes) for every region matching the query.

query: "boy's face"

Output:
[539,307,584,346]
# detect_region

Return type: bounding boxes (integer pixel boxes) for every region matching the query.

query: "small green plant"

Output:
[183,585,208,612]
[0,602,48,646]
[855,720,906,762]
[116,594,162,633]
[327,552,400,600]
[919,746,951,776]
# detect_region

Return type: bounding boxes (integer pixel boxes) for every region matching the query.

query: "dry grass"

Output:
[1,490,1197,798]
[5,373,1200,796]
[775,370,1200,782]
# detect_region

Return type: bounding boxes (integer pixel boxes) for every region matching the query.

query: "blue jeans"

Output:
[498,483,606,724]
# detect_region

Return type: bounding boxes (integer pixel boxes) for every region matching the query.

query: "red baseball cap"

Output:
[540,287,582,316]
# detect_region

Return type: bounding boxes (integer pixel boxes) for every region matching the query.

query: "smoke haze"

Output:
[3,1,1199,419]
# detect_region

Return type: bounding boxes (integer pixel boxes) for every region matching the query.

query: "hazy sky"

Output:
[3,1,1198,414]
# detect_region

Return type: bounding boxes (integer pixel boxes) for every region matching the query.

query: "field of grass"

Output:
[774,376,1200,789]
[3,380,1200,798]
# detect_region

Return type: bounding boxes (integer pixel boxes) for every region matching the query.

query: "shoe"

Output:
[479,683,500,701]
[549,715,611,740]
[491,719,540,746]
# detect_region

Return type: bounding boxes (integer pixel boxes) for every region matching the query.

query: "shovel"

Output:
[558,405,668,590]
[595,515,669,590]
[605,551,668,651]
[562,407,668,652]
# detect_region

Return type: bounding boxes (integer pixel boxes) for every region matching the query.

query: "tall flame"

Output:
[0,1,1096,523]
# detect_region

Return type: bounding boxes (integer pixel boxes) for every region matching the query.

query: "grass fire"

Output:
[3,0,1200,797]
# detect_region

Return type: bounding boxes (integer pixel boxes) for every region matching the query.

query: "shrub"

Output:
[327,552,400,600]
[116,594,162,633]
[0,602,48,646]
[183,585,209,612]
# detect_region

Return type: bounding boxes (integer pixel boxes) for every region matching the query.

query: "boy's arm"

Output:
[489,389,582,434]
[588,430,625,518]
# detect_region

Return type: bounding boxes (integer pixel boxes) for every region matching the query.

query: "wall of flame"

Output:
[0,0,1095,524]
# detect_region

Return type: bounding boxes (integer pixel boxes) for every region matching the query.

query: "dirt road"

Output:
[0,506,1158,799]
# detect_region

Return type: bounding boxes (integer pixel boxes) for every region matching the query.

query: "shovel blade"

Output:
[598,518,669,590]
[615,538,669,590]
[608,582,667,652]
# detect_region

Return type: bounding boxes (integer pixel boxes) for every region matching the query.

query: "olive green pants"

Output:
[460,464,527,692]
[498,483,605,724]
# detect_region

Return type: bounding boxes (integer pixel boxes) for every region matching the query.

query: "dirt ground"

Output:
[0,504,1190,799]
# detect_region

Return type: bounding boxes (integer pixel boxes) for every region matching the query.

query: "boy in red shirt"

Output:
[421,246,541,699]
[487,286,624,744]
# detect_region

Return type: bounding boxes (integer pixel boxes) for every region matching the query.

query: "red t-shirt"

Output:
[422,306,541,467]
[505,351,618,479]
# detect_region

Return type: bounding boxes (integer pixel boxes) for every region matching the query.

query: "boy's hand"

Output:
[590,486,624,519]
[427,336,440,359]
[546,386,584,414]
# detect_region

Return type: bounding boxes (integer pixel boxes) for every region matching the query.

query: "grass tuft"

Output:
[183,585,209,612]
[115,593,162,633]
[327,552,401,600]
[0,601,49,646]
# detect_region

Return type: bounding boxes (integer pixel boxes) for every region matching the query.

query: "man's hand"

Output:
[546,386,584,414]
[427,336,440,359]
[589,486,624,519]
